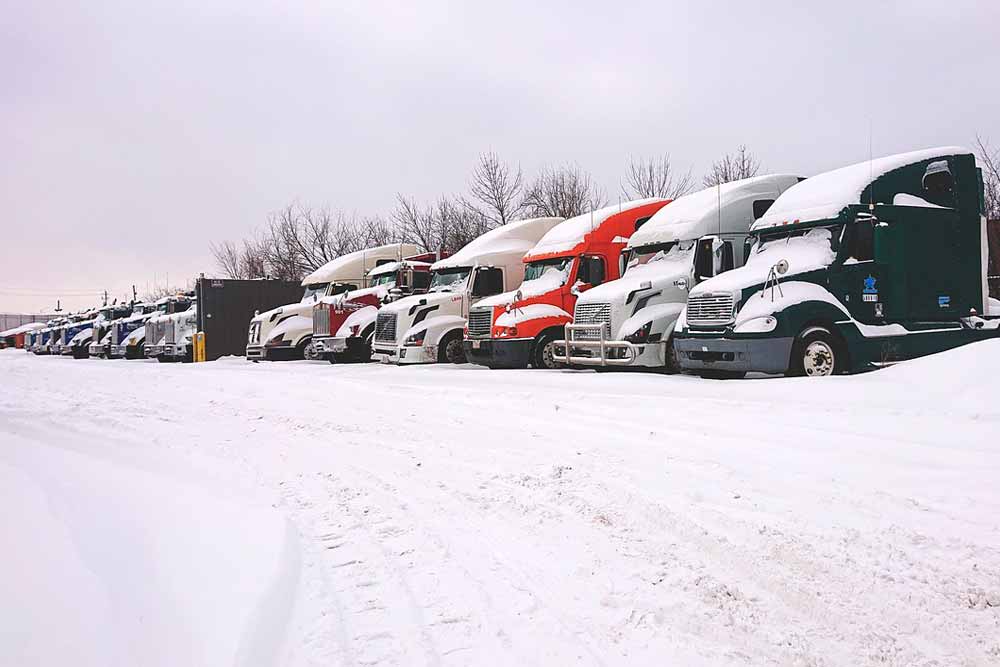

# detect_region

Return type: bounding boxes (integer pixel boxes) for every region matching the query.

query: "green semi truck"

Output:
[673,146,1000,377]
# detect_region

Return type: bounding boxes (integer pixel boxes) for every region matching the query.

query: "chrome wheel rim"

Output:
[541,341,556,368]
[303,341,320,361]
[803,340,835,376]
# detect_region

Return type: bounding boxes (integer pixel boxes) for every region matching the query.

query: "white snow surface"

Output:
[754,146,968,229]
[526,199,663,258]
[893,192,946,208]
[3,348,1000,665]
[494,303,570,327]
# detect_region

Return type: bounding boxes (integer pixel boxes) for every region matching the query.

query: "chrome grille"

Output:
[375,312,397,343]
[164,320,176,344]
[686,292,735,325]
[467,308,492,337]
[573,302,611,340]
[313,307,330,336]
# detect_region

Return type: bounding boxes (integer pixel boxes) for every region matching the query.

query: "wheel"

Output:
[531,331,560,369]
[698,370,747,379]
[438,332,466,364]
[790,328,843,377]
[302,338,321,361]
[662,337,680,374]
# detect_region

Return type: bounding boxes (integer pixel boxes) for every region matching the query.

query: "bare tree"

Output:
[621,154,695,200]
[703,145,762,187]
[465,151,524,226]
[977,135,1000,220]
[522,164,608,219]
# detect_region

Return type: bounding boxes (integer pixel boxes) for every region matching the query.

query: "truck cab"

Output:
[109,302,158,359]
[145,295,194,360]
[555,176,801,369]
[155,301,199,362]
[89,304,133,358]
[371,217,563,365]
[464,199,669,369]
[674,147,1000,377]
[246,243,420,361]
[312,252,441,363]
[65,310,101,358]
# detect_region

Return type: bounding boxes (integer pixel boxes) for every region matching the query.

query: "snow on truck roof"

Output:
[753,146,970,231]
[628,175,802,248]
[302,243,423,285]
[431,217,563,271]
[525,198,665,259]
[366,260,432,277]
[1,322,47,337]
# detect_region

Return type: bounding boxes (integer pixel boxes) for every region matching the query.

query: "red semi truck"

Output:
[463,198,671,368]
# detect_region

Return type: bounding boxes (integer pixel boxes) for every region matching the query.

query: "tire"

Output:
[302,338,321,361]
[789,328,844,377]
[661,337,680,374]
[531,331,560,369]
[438,332,466,364]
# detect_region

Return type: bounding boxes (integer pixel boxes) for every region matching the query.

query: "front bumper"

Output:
[463,337,533,369]
[674,334,794,375]
[145,344,163,358]
[246,344,266,361]
[314,335,348,354]
[552,324,663,367]
[372,342,434,364]
[162,343,189,357]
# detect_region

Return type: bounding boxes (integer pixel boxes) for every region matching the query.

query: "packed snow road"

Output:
[1,347,999,666]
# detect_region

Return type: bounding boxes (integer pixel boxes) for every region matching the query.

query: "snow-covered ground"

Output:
[2,347,999,666]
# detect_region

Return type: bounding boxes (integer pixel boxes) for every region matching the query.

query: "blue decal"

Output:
[862,275,878,294]
[938,295,950,308]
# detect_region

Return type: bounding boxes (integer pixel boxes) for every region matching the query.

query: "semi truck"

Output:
[554,176,802,369]
[109,301,159,359]
[246,243,420,361]
[145,295,194,360]
[312,252,441,363]
[463,199,670,369]
[65,312,100,358]
[88,304,134,358]
[673,146,1000,377]
[372,217,564,364]
[154,303,199,362]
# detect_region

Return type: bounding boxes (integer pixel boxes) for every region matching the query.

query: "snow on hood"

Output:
[319,284,390,307]
[432,217,563,271]
[892,193,946,208]
[735,281,847,327]
[629,175,800,248]
[754,146,967,230]
[251,299,315,323]
[379,290,455,316]
[577,243,695,306]
[690,227,836,296]
[495,303,570,328]
[526,200,662,258]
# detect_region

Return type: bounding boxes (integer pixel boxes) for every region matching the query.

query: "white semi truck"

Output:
[371,217,563,365]
[246,243,421,361]
[144,295,194,360]
[555,175,802,369]
[109,301,160,359]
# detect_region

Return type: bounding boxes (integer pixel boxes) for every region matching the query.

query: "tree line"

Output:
[211,147,761,280]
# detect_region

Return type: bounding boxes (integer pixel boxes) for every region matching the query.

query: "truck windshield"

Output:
[747,226,840,272]
[370,272,397,287]
[523,257,572,283]
[301,283,329,300]
[157,303,169,313]
[625,241,695,272]
[429,267,471,292]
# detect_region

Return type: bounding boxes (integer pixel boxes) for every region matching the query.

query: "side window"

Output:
[753,199,776,219]
[743,237,755,265]
[578,256,606,286]
[398,270,409,288]
[694,238,715,279]
[375,259,394,267]
[720,241,735,273]
[851,220,875,261]
[472,267,503,296]
[634,216,652,232]
[412,271,431,291]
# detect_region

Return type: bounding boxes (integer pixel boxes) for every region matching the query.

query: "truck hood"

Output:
[319,284,389,307]
[379,290,463,345]
[251,299,313,324]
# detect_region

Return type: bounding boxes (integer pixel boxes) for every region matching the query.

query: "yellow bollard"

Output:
[193,331,206,362]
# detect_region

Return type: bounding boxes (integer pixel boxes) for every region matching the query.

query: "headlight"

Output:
[404,331,425,346]
[733,316,778,333]
[624,321,652,344]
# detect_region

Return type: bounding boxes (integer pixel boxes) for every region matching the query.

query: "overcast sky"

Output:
[3,0,998,313]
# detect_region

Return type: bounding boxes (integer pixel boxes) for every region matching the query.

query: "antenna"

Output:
[868,118,874,211]
[717,182,722,238]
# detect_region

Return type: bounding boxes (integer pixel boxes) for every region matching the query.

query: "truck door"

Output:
[875,207,964,321]
[835,218,883,324]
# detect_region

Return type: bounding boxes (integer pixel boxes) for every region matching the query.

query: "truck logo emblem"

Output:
[938,295,950,308]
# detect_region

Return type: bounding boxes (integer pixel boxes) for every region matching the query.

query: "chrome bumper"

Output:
[553,323,656,366]
[313,336,347,354]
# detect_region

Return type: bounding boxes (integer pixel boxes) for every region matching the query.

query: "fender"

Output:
[264,313,313,347]
[618,302,685,341]
[334,305,379,338]
[402,315,467,348]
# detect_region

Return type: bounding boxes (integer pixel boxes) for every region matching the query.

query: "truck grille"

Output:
[573,302,611,340]
[467,308,492,337]
[313,307,330,336]
[686,292,736,326]
[164,320,176,344]
[375,312,397,343]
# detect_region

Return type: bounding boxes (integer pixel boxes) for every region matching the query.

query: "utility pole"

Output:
[54,299,62,313]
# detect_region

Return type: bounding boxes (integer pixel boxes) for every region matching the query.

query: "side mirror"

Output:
[694,237,716,280]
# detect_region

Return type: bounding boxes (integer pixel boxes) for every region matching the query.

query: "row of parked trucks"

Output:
[17,147,1000,376]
